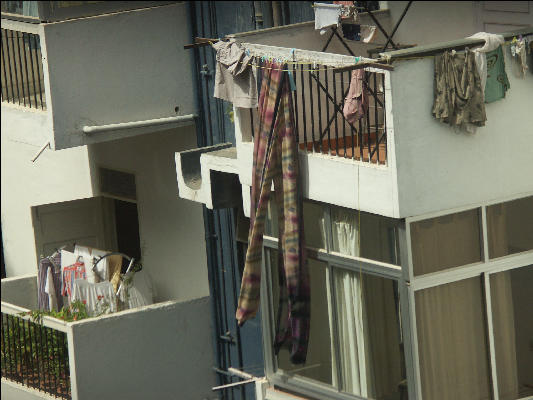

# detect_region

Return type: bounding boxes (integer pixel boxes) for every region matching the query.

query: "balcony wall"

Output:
[390,49,533,218]
[1,275,216,400]
[2,2,195,151]
[176,26,533,221]
[42,2,195,150]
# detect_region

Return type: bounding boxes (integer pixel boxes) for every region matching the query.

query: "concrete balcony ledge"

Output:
[175,143,241,210]
[1,275,216,400]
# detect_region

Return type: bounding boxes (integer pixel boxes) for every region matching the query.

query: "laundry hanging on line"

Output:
[37,251,63,312]
[236,60,310,365]
[484,45,510,103]
[341,23,377,43]
[343,69,368,124]
[212,39,258,108]
[72,279,117,316]
[432,49,487,133]
[314,2,343,35]
[467,32,505,99]
[510,36,529,76]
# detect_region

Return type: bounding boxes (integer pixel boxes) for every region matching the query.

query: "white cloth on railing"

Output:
[240,42,374,68]
[74,245,108,284]
[72,279,117,316]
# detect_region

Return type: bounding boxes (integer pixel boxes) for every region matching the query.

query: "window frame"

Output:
[405,193,533,400]
[259,203,414,400]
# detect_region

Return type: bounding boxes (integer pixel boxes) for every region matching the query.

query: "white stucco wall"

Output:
[87,126,209,302]
[41,3,195,150]
[69,298,217,400]
[0,274,38,309]
[388,1,532,46]
[387,1,478,46]
[390,50,533,218]
[0,108,94,278]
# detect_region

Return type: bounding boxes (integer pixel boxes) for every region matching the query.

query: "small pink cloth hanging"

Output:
[343,69,368,124]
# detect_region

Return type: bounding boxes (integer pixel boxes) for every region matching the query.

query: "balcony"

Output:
[1,2,195,150]
[1,275,214,400]
[176,23,533,220]
[1,27,46,109]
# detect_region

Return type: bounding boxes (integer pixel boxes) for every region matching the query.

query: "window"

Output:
[415,278,492,400]
[263,203,407,399]
[490,265,533,400]
[1,1,39,18]
[487,196,533,259]
[99,167,137,202]
[410,208,482,276]
[409,196,533,400]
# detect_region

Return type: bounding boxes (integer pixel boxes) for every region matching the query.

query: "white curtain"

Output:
[322,208,371,396]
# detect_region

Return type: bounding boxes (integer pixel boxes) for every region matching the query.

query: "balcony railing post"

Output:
[292,63,299,144]
[324,66,331,155]
[1,29,45,109]
[332,70,339,156]
[374,72,379,163]
[308,65,315,152]
[340,71,347,157]
[316,68,323,153]
[9,29,22,105]
[21,31,32,108]
[300,64,307,150]
[365,72,372,162]
[5,30,16,104]
[15,30,26,107]
[33,34,44,109]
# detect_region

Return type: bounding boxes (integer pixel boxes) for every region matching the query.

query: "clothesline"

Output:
[381,35,532,62]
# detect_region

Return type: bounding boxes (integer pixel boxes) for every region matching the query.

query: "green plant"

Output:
[1,313,71,394]
[25,300,90,323]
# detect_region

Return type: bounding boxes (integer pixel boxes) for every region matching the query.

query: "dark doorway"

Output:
[114,199,141,271]
[1,228,6,278]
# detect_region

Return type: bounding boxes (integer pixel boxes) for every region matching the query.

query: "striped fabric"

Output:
[236,61,310,364]
[37,253,63,311]
[61,262,87,300]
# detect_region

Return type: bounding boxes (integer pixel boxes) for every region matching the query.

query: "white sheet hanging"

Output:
[314,3,343,35]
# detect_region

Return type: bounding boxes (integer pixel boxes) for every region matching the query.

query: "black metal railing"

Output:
[1,312,71,399]
[249,63,387,164]
[1,28,46,109]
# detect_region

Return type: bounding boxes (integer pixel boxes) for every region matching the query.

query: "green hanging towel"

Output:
[484,46,510,103]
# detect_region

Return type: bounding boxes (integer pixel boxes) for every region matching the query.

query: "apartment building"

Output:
[1,2,216,399]
[1,1,532,400]
[177,1,533,400]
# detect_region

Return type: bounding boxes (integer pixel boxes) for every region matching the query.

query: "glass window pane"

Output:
[490,265,533,400]
[272,253,333,386]
[1,1,39,17]
[330,206,399,264]
[333,268,407,398]
[410,209,481,276]
[303,201,326,249]
[266,200,326,249]
[487,196,533,259]
[415,278,491,400]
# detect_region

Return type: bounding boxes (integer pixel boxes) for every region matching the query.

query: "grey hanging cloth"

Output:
[212,39,258,108]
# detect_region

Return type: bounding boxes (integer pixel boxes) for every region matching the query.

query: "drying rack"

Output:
[93,252,142,296]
